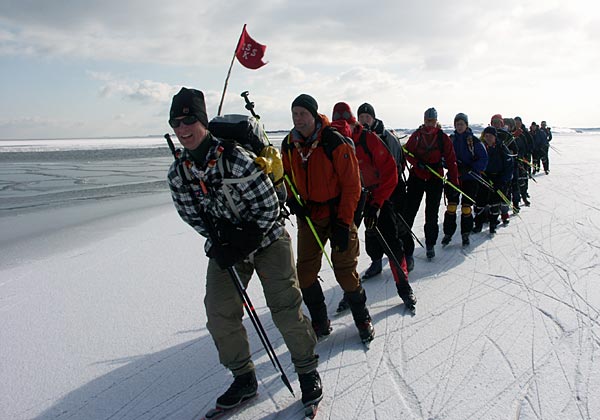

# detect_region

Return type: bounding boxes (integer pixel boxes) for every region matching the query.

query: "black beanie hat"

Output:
[357,103,376,119]
[291,94,319,119]
[170,87,208,127]
[483,126,497,137]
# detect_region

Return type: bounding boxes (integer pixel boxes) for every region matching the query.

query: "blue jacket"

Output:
[532,128,549,150]
[484,141,513,186]
[450,128,488,181]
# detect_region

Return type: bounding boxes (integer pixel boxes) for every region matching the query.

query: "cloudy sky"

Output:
[1,0,599,139]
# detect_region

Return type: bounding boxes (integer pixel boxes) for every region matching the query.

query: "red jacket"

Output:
[282,115,361,226]
[352,125,398,208]
[405,125,459,185]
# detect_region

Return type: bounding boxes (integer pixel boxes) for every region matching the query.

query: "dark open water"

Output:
[0,147,174,216]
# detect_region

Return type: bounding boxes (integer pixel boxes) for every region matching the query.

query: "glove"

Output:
[208,242,242,269]
[286,198,309,219]
[331,222,350,253]
[363,204,380,230]
[207,220,263,269]
[416,161,427,169]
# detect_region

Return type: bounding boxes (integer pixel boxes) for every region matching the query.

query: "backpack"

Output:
[208,114,269,156]
[281,125,356,162]
[281,125,366,226]
[208,114,286,221]
[413,128,446,168]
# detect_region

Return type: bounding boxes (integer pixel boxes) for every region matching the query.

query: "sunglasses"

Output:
[169,115,199,128]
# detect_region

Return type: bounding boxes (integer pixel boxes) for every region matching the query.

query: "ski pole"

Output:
[402,146,476,203]
[468,171,495,192]
[225,263,295,397]
[514,160,538,183]
[395,211,425,249]
[284,175,334,270]
[372,226,408,283]
[240,90,274,148]
[471,171,521,217]
[164,134,294,396]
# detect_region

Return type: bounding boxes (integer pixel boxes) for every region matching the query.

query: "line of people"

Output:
[164,87,552,415]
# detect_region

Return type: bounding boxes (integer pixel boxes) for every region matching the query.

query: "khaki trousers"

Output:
[204,230,318,376]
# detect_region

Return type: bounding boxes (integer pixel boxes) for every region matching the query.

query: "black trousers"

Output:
[366,181,411,261]
[442,179,479,236]
[402,174,444,256]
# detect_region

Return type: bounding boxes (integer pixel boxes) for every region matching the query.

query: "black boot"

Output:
[345,288,375,342]
[335,296,350,313]
[216,371,258,409]
[301,282,331,339]
[426,245,435,259]
[461,233,470,246]
[441,212,457,247]
[298,370,323,405]
[405,255,415,272]
[489,212,499,234]
[397,281,417,311]
[441,234,452,246]
[363,259,382,279]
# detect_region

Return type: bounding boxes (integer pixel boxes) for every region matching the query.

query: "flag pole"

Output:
[217,24,246,116]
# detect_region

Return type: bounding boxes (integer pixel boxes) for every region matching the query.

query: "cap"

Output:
[424,107,438,119]
[170,87,208,127]
[357,103,376,119]
[291,94,319,119]
[454,112,469,125]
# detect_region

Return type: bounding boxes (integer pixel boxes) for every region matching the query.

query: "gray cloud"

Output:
[1,0,598,136]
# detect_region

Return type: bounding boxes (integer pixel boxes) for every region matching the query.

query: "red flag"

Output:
[235,25,268,70]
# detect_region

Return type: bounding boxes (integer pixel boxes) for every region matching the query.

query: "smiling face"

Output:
[292,106,316,137]
[173,117,207,150]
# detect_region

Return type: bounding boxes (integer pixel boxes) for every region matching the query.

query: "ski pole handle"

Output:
[241,91,260,120]
[164,133,181,159]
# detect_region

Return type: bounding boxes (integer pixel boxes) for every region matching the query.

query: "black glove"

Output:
[331,222,350,253]
[285,198,309,219]
[363,205,380,230]
[208,242,242,269]
[207,220,263,269]
[416,161,427,169]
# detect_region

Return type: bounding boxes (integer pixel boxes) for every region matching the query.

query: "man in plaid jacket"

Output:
[166,88,322,412]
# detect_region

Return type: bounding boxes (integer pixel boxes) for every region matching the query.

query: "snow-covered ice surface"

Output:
[1,134,599,420]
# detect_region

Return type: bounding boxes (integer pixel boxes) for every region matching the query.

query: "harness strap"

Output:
[217,154,262,221]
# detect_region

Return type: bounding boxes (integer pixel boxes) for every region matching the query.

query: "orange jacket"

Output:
[282,114,361,226]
